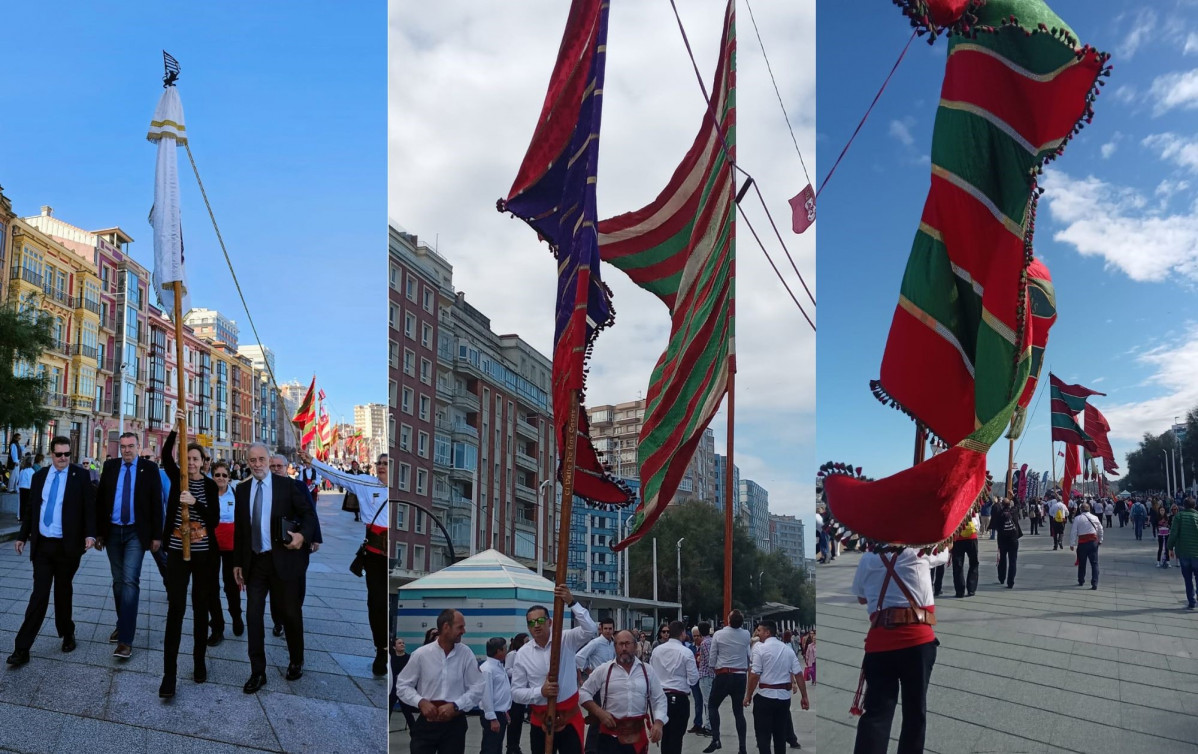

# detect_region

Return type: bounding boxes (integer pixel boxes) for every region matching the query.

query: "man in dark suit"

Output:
[95,432,163,659]
[6,436,96,666]
[233,442,317,693]
[269,453,322,638]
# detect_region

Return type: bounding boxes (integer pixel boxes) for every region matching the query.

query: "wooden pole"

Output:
[723,370,735,620]
[1050,439,1056,492]
[543,391,580,754]
[172,281,191,561]
[913,423,927,466]
[1006,437,1015,498]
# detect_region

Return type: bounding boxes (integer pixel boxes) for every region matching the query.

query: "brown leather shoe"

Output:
[113,643,132,659]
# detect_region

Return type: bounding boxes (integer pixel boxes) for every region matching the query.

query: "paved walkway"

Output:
[390,669,818,753]
[817,517,1198,753]
[0,490,384,753]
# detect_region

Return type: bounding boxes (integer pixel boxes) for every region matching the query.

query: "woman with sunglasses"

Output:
[159,421,219,698]
[206,459,243,643]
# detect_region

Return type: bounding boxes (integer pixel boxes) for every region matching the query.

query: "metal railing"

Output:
[70,344,98,360]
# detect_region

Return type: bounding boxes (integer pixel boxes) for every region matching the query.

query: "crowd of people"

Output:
[1,425,389,700]
[393,596,811,754]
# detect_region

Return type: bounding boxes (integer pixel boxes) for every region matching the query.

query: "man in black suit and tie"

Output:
[6,436,96,667]
[233,442,317,693]
[95,432,163,659]
[269,453,322,638]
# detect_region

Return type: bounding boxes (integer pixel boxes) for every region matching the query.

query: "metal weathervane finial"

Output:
[162,51,180,88]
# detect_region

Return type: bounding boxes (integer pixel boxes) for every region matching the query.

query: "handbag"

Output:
[350,502,387,577]
[342,491,360,513]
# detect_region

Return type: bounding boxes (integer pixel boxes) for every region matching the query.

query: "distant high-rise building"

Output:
[739,479,771,552]
[279,379,309,419]
[238,344,276,375]
[714,454,741,516]
[355,402,389,461]
[769,514,806,568]
[184,308,239,349]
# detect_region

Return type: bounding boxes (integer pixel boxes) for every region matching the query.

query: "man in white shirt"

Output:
[650,621,699,754]
[704,610,752,754]
[579,630,666,754]
[395,608,486,754]
[1048,495,1070,550]
[577,618,617,754]
[1070,501,1104,590]
[510,585,597,754]
[743,621,808,754]
[481,637,514,754]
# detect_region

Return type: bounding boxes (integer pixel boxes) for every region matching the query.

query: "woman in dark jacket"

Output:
[990,499,1023,589]
[159,428,220,698]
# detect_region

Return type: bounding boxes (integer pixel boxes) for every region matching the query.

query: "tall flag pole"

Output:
[149,51,191,560]
[497,0,631,747]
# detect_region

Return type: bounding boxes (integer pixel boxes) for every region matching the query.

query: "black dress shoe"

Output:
[159,676,176,698]
[61,635,76,653]
[272,624,284,637]
[787,741,802,750]
[373,650,387,677]
[286,663,303,681]
[207,630,224,647]
[194,662,208,683]
[109,628,120,643]
[6,649,30,666]
[1091,585,1098,590]
[702,741,722,753]
[243,673,268,694]
[232,616,245,636]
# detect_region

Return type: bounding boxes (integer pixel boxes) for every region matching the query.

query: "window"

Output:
[405,312,416,338]
[419,395,431,421]
[389,340,399,369]
[395,504,407,531]
[415,508,427,534]
[413,545,425,569]
[403,348,416,377]
[394,542,406,568]
[389,379,397,408]
[390,264,399,289]
[423,287,433,313]
[416,469,428,495]
[420,358,432,385]
[400,423,412,452]
[421,323,433,348]
[406,274,417,301]
[401,387,413,414]
[389,303,397,328]
[434,435,451,465]
[398,463,411,491]
[418,431,429,458]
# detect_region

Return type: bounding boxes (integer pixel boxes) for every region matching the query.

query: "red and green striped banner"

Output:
[598,0,736,551]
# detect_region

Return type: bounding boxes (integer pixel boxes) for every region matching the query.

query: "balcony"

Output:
[12,267,41,285]
[69,396,94,412]
[454,387,480,411]
[70,297,102,316]
[96,356,115,373]
[450,421,478,441]
[435,379,454,403]
[433,453,451,470]
[437,343,454,366]
[70,344,99,360]
[98,314,117,332]
[43,392,67,410]
[514,482,537,503]
[46,339,68,356]
[516,416,539,439]
[515,450,538,471]
[449,464,476,482]
[43,287,71,307]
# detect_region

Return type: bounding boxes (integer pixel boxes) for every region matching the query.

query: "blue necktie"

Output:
[43,470,62,528]
[120,463,132,524]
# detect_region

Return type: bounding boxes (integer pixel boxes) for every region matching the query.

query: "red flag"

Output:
[318,388,326,401]
[1084,403,1119,474]
[789,183,815,234]
[1062,445,1080,499]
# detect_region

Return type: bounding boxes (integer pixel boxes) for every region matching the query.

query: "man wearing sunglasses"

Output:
[510,585,597,754]
[94,432,163,660]
[7,436,96,667]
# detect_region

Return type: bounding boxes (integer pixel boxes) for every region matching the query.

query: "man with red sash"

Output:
[850,547,949,754]
[1070,501,1104,590]
[511,585,597,754]
[580,630,667,754]
[949,513,980,598]
[304,451,390,675]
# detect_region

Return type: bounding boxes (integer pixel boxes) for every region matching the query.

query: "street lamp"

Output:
[676,537,685,621]
[1176,417,1187,495]
[537,478,554,577]
[1163,450,1172,497]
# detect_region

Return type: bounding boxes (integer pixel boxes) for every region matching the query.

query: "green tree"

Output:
[0,301,54,434]
[1124,430,1181,493]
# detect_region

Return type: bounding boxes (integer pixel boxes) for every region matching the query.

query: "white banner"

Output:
[147,86,190,317]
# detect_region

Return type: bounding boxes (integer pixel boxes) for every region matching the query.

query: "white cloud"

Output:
[1113,85,1138,105]
[1143,132,1198,172]
[888,118,914,147]
[1102,324,1198,441]
[1117,9,1157,59]
[1043,171,1198,282]
[1186,32,1198,55]
[1101,141,1118,159]
[1155,178,1191,200]
[1149,70,1198,115]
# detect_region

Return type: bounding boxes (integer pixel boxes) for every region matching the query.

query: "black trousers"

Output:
[15,538,81,650]
[853,640,937,754]
[595,735,638,754]
[1077,541,1099,587]
[751,696,791,754]
[1050,520,1065,548]
[164,549,211,678]
[247,551,304,673]
[529,721,583,754]
[208,546,241,632]
[1029,517,1039,535]
[365,551,388,650]
[931,564,944,596]
[663,692,689,754]
[410,714,468,754]
[481,711,510,754]
[708,672,748,748]
[951,539,978,596]
[997,537,1019,587]
[507,702,527,753]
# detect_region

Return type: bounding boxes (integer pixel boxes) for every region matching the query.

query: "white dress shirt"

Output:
[576,635,615,672]
[395,640,485,713]
[310,458,387,523]
[39,468,68,538]
[510,603,598,705]
[708,626,751,671]
[480,656,513,719]
[579,658,668,724]
[505,647,518,680]
[1070,512,1104,546]
[251,474,273,553]
[1049,501,1068,522]
[649,638,698,692]
[750,636,802,700]
[852,548,950,612]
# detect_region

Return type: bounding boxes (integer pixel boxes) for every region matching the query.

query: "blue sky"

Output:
[1,2,385,424]
[818,2,1198,489]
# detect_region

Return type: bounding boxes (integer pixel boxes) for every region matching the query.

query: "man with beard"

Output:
[510,585,597,754]
[577,618,617,754]
[395,609,485,754]
[579,630,666,754]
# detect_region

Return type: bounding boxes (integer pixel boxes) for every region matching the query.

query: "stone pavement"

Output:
[817,517,1198,753]
[390,674,818,753]
[0,490,385,753]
